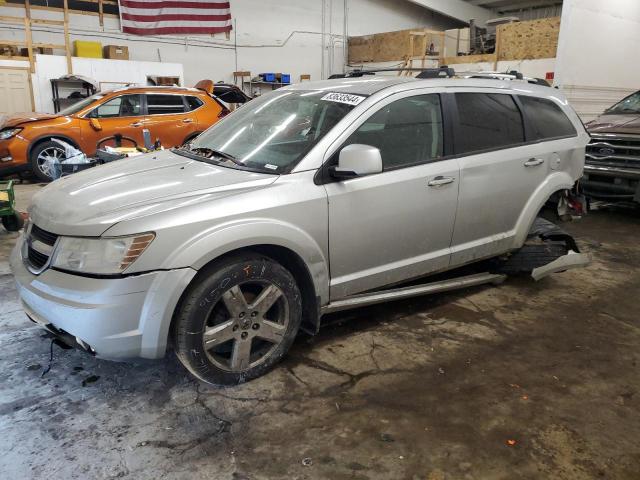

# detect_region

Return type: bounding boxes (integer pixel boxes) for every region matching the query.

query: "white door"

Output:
[0,68,32,115]
[325,93,460,299]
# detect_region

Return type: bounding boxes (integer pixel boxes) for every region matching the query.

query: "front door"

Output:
[324,93,459,299]
[80,93,145,155]
[143,93,197,147]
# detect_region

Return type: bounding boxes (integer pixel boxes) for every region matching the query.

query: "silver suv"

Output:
[10,75,590,385]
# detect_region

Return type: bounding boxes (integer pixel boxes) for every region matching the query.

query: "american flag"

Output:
[118,0,232,36]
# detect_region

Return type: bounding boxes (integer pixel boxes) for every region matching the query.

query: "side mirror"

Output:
[329,144,383,179]
[89,118,102,131]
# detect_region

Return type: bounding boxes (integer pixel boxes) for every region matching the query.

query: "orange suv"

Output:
[0,84,249,181]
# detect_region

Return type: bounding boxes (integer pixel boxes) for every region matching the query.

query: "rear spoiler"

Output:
[194,79,252,104]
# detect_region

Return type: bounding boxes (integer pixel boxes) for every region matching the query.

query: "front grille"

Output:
[27,245,49,269]
[31,224,58,246]
[586,134,640,169]
[23,224,59,273]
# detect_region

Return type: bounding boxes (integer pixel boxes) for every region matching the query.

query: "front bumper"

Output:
[582,164,640,201]
[10,238,197,360]
[0,137,29,178]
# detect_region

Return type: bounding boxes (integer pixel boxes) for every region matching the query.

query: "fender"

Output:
[163,218,331,307]
[27,134,81,159]
[512,170,575,248]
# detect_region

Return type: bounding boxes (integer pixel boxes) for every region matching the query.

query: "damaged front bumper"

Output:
[10,239,197,360]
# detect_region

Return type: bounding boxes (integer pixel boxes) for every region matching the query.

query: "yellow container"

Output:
[74,40,103,58]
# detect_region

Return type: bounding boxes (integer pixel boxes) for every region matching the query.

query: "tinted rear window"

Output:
[518,96,577,140]
[146,94,186,115]
[454,93,524,154]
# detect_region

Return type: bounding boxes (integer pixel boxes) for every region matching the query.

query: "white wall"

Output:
[31,55,183,113]
[555,0,640,120]
[0,0,463,93]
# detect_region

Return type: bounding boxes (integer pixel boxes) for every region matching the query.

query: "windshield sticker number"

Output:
[321,92,366,106]
[264,164,278,170]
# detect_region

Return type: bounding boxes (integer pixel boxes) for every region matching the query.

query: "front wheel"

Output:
[173,255,302,385]
[30,140,67,182]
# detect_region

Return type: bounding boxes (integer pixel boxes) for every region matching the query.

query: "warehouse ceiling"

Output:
[466,0,563,15]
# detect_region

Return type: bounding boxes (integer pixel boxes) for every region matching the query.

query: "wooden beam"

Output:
[63,0,72,74]
[98,0,104,27]
[31,19,65,26]
[0,40,74,49]
[0,55,30,61]
[0,15,24,24]
[24,0,34,73]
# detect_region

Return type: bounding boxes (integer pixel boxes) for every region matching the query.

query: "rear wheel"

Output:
[173,255,302,385]
[30,140,67,182]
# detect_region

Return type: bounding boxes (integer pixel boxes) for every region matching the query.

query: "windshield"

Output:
[58,93,106,116]
[186,90,361,173]
[607,91,640,114]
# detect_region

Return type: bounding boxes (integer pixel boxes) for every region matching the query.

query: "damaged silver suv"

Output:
[11,74,590,385]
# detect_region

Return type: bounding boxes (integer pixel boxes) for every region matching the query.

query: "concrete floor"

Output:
[1,182,639,480]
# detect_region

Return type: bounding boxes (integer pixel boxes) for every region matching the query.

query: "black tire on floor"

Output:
[173,254,302,385]
[30,140,66,182]
[1,212,24,232]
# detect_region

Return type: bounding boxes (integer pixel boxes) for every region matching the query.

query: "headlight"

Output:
[0,128,22,140]
[51,233,155,275]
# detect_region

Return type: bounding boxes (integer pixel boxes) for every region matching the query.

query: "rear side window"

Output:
[344,94,443,170]
[186,96,204,111]
[518,96,577,140]
[454,93,524,154]
[146,94,186,115]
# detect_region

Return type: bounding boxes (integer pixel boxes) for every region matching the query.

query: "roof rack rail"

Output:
[338,66,551,86]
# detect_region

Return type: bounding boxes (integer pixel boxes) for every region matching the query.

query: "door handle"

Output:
[182,118,194,124]
[524,158,544,167]
[130,121,143,127]
[428,176,455,187]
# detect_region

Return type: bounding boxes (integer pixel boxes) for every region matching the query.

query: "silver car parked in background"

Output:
[10,75,590,385]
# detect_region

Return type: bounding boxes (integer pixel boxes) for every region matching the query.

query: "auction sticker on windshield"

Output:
[321,92,366,106]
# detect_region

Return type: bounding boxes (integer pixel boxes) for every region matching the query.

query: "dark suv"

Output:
[582,90,640,202]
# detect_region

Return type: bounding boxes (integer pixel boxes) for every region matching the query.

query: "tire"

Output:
[173,254,302,385]
[30,140,67,182]
[1,212,24,232]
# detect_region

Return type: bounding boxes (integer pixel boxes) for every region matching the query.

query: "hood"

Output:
[0,112,60,129]
[586,113,640,135]
[29,149,277,236]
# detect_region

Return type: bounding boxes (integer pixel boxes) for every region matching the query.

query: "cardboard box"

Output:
[20,47,54,56]
[0,44,19,57]
[74,40,103,58]
[104,45,129,60]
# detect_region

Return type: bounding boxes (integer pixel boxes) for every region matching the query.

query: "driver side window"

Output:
[89,94,142,118]
[344,94,443,170]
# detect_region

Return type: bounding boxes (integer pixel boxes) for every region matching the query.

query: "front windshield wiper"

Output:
[190,146,244,166]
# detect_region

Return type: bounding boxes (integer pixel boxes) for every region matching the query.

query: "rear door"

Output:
[144,93,197,147]
[324,91,460,299]
[448,90,548,266]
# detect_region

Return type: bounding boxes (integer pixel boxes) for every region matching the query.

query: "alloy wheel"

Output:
[36,146,66,178]
[202,281,289,372]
